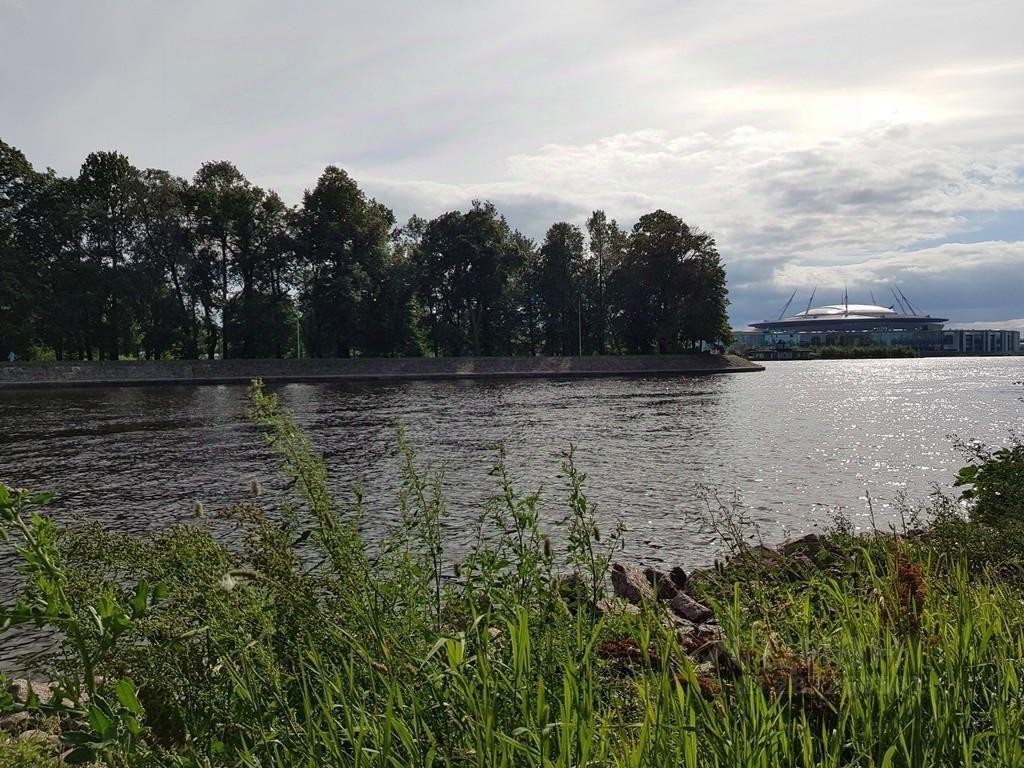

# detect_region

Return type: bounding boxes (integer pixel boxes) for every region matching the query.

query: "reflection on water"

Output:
[0,357,1021,663]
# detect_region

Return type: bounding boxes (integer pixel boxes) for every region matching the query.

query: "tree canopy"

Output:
[0,139,731,360]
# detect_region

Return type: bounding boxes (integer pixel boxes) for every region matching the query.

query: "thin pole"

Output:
[597,242,604,355]
[578,295,583,356]
[295,313,301,359]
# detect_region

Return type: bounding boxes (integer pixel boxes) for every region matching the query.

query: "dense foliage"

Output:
[0,140,731,361]
[1,383,1023,767]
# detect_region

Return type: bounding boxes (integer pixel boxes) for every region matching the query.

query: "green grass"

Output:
[0,738,63,768]
[0,380,1022,767]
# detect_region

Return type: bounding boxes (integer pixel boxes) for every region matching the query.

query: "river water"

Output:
[0,357,1021,664]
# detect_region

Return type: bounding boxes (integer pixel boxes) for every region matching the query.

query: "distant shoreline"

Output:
[0,353,763,390]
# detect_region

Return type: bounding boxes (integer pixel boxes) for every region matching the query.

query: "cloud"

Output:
[499,124,1024,256]
[359,177,591,238]
[2,0,1022,326]
[770,240,1024,323]
[772,241,1024,287]
[362,122,1024,324]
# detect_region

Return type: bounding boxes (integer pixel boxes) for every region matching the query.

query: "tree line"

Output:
[0,139,731,361]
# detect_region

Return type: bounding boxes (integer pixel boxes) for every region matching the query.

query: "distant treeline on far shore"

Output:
[0,140,731,362]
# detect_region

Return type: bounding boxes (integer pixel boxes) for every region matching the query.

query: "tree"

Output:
[0,140,43,358]
[193,161,262,358]
[414,202,521,356]
[0,138,735,361]
[77,151,144,359]
[20,174,91,359]
[137,170,203,358]
[609,210,730,353]
[679,233,731,348]
[292,166,394,358]
[537,222,585,356]
[223,190,294,358]
[585,210,627,354]
[505,232,542,356]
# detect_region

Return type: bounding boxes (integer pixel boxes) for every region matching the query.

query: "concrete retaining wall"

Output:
[0,354,763,389]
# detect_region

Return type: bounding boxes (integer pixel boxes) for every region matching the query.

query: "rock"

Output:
[595,597,642,617]
[0,711,30,734]
[552,573,606,616]
[780,533,835,562]
[6,679,53,705]
[692,660,717,678]
[781,532,822,550]
[669,592,714,624]
[555,572,581,594]
[18,729,60,748]
[733,544,783,570]
[680,622,733,668]
[642,566,679,600]
[597,638,658,670]
[691,622,724,643]
[785,553,815,578]
[668,566,688,590]
[6,678,81,709]
[664,613,696,635]
[611,563,655,605]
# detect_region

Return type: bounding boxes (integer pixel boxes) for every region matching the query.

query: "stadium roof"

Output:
[794,303,898,319]
[751,302,947,331]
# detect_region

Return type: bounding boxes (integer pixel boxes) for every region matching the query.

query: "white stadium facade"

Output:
[732,296,1021,356]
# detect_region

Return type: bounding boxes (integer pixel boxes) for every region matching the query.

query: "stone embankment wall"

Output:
[0,354,762,389]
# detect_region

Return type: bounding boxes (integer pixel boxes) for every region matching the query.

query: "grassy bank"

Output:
[2,382,1023,767]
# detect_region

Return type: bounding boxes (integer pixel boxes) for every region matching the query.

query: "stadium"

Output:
[733,290,1020,356]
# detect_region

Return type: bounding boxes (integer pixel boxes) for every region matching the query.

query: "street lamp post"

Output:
[578,295,583,357]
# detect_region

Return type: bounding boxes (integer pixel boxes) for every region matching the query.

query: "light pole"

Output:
[578,294,583,356]
[295,312,302,359]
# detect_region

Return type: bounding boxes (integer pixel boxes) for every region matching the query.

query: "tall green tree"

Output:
[505,232,542,356]
[137,170,203,358]
[222,190,294,358]
[585,210,627,354]
[20,174,91,359]
[414,202,522,356]
[537,222,585,356]
[193,161,262,358]
[609,210,730,353]
[292,166,394,358]
[191,162,296,358]
[0,140,42,358]
[1,138,735,361]
[77,151,144,359]
[679,234,731,348]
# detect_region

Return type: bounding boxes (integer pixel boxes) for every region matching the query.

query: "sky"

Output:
[2,0,1022,329]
